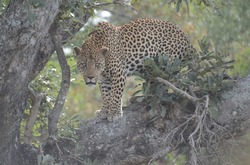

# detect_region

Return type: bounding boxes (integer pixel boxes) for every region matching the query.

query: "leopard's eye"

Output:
[79,63,87,69]
[95,63,101,69]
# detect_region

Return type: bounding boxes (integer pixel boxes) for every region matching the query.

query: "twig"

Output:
[55,139,63,157]
[48,24,70,136]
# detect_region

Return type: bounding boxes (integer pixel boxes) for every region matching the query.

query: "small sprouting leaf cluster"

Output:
[135,37,235,117]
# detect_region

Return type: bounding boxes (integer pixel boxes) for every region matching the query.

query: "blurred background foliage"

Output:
[1,0,250,164]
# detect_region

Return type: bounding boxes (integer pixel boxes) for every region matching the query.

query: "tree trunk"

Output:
[0,0,92,164]
[0,1,60,164]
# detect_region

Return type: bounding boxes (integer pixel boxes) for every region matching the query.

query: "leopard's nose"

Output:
[85,76,97,85]
[88,76,94,80]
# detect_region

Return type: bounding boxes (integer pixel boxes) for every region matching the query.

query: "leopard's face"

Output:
[74,45,108,86]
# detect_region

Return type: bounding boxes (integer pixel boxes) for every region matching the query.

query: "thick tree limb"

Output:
[44,76,250,165]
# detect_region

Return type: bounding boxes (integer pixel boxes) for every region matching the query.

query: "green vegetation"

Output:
[135,37,234,120]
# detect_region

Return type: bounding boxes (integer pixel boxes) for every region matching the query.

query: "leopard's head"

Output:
[74,45,108,86]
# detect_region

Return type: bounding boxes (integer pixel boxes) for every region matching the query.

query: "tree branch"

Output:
[156,77,199,103]
[48,24,71,136]
[44,76,250,165]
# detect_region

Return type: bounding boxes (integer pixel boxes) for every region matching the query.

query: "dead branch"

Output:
[156,77,199,103]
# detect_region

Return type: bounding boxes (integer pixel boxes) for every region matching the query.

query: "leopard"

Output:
[74,19,196,121]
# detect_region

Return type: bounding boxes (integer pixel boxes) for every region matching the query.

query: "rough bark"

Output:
[0,1,60,164]
[43,76,250,165]
[0,0,91,164]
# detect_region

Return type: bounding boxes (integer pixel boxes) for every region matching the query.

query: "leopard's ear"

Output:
[73,46,81,56]
[100,47,109,56]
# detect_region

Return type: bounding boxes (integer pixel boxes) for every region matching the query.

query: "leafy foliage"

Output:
[135,37,234,117]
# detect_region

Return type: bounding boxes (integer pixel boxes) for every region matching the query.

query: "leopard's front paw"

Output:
[95,109,109,119]
[107,111,123,122]
[95,109,123,122]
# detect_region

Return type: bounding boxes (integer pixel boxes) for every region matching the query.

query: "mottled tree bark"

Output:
[0,1,60,164]
[0,0,90,164]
